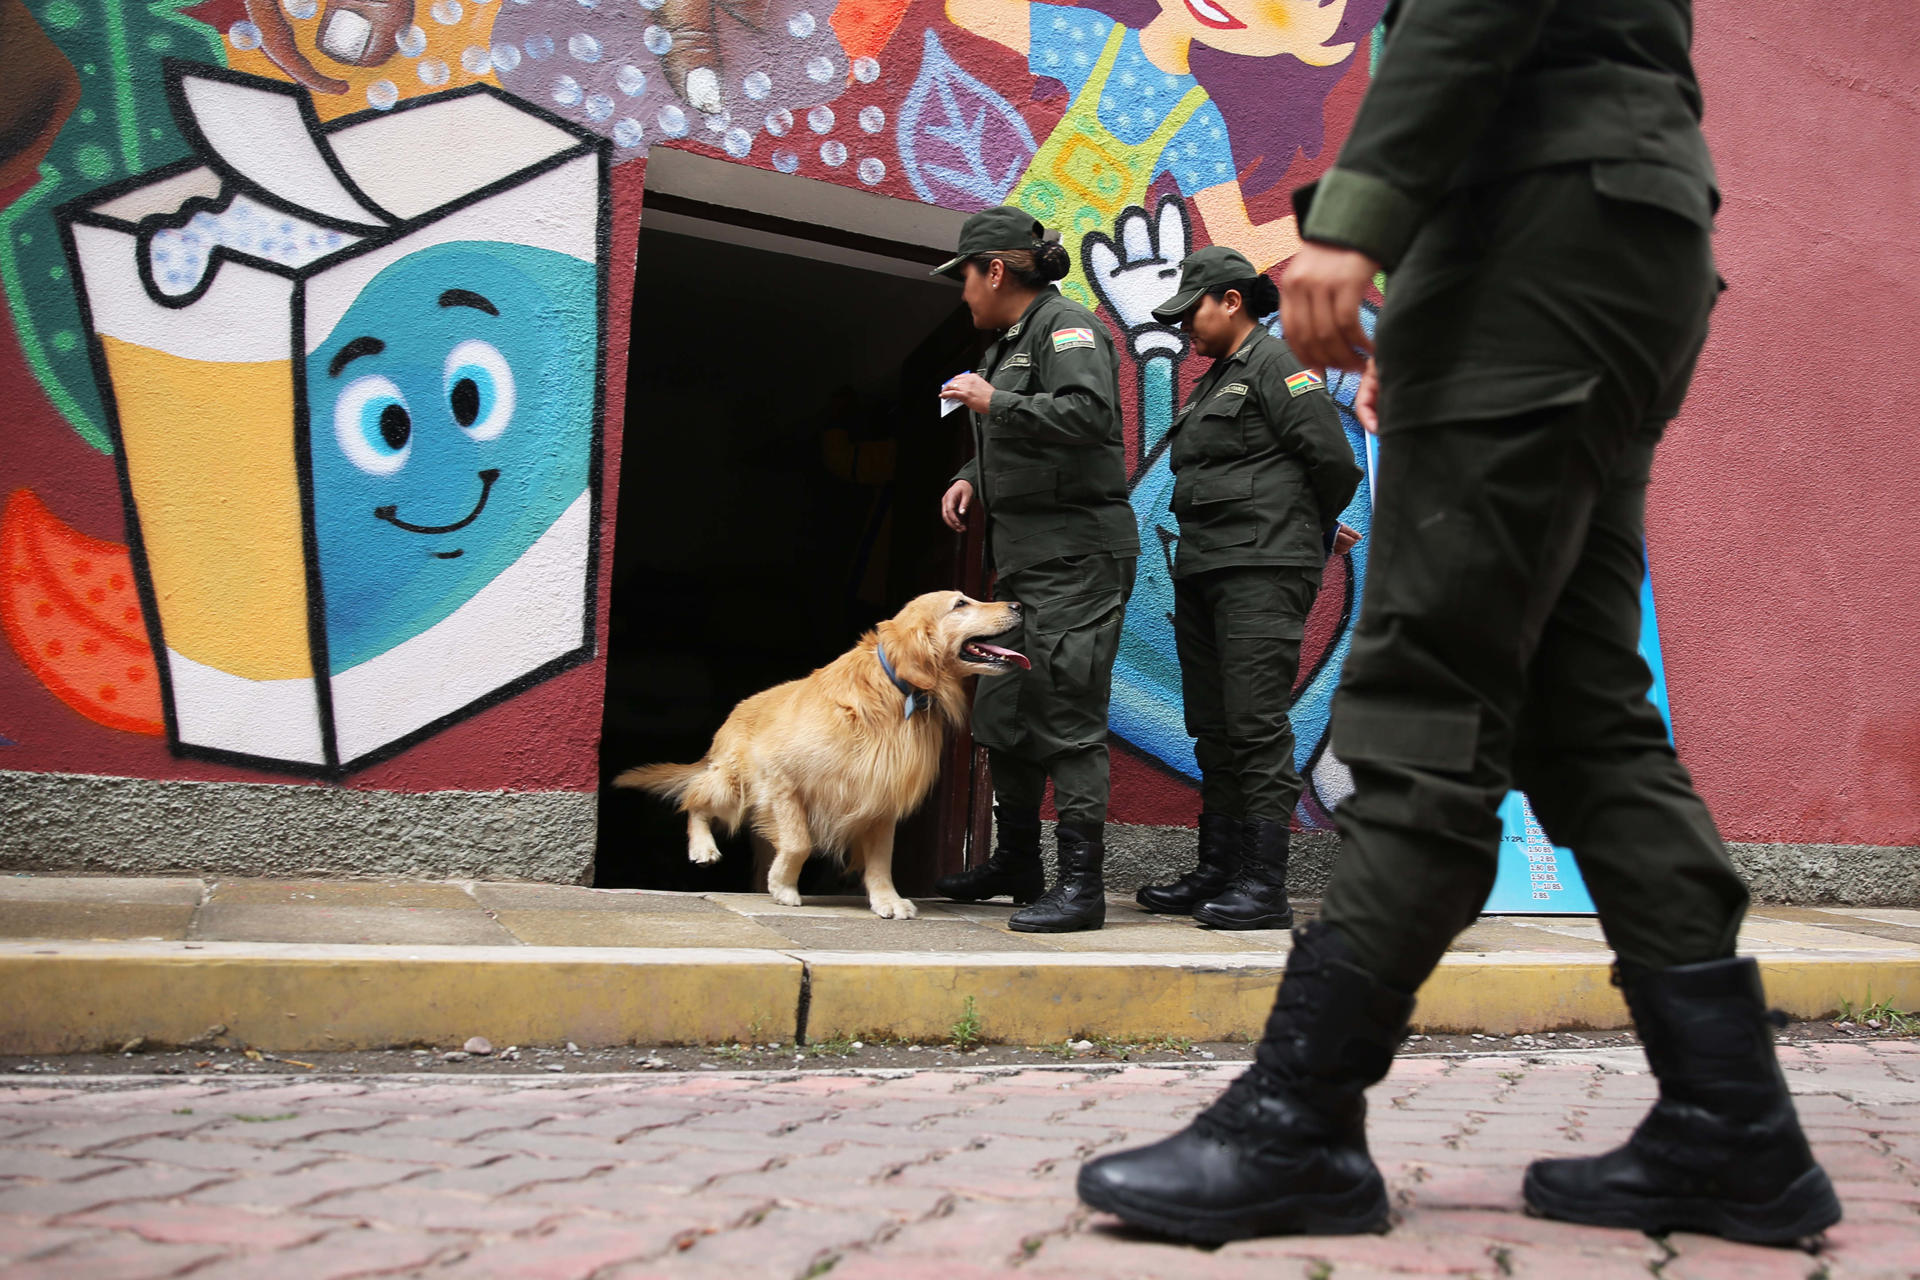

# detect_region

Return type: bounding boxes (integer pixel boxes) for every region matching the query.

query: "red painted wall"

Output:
[1652,0,1920,845]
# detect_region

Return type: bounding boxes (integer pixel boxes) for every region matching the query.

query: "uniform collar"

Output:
[876,642,929,719]
[1221,324,1266,369]
[1000,291,1053,342]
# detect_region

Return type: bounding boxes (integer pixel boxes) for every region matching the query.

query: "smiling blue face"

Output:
[306,241,596,673]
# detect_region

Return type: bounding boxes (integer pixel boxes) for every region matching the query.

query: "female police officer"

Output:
[1132,246,1361,930]
[929,206,1138,934]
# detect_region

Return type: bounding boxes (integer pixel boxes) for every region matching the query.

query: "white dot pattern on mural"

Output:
[808,105,833,134]
[853,56,880,83]
[657,104,688,137]
[553,75,583,107]
[397,24,428,56]
[859,105,884,133]
[416,58,450,86]
[744,71,771,100]
[366,78,400,110]
[773,149,798,173]
[283,0,317,20]
[724,128,752,157]
[226,21,262,51]
[146,195,352,297]
[461,45,492,74]
[570,32,601,61]
[788,11,814,38]
[491,42,522,71]
[766,109,792,136]
[616,63,646,95]
[613,117,643,148]
[858,156,884,185]
[431,0,463,25]
[820,140,846,166]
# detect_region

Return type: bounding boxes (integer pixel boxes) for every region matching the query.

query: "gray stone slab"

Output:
[0,902,194,940]
[492,910,791,948]
[0,876,205,904]
[206,880,475,908]
[188,905,518,946]
[762,916,1057,953]
[469,883,729,914]
[0,772,593,883]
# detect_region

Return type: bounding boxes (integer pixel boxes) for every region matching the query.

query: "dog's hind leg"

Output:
[759,792,811,908]
[687,811,722,865]
[853,821,916,920]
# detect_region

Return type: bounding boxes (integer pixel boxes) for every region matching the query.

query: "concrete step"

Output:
[3,876,1917,1053]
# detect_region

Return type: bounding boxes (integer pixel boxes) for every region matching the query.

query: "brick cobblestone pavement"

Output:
[1,1042,1916,1279]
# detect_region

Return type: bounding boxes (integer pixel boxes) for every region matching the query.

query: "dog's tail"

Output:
[612,760,707,802]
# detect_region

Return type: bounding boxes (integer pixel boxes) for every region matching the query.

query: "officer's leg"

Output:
[1513,428,1833,1242]
[935,581,1046,904]
[1320,401,1623,990]
[1139,571,1243,913]
[1513,429,1747,968]
[1195,567,1318,930]
[1010,557,1135,933]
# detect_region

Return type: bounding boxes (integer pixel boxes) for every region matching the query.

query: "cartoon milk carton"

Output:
[61,64,607,773]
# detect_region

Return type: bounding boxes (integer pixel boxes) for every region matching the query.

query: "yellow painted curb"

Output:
[0,943,802,1054]
[1,943,1914,1054]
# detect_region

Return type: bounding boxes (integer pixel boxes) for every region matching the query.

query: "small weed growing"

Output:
[1835,994,1919,1036]
[234,1113,298,1123]
[951,996,984,1052]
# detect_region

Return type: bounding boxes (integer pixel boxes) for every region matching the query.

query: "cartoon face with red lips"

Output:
[1171,0,1355,62]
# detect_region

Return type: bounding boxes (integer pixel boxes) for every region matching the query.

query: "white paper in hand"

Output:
[939,374,966,417]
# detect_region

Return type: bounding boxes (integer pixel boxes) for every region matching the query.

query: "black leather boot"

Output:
[1524,957,1842,1244]
[934,807,1045,904]
[1136,812,1241,914]
[1007,824,1105,933]
[1193,817,1293,930]
[1078,922,1413,1242]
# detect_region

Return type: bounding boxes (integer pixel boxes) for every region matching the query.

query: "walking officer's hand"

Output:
[1354,358,1380,435]
[940,373,994,415]
[1282,243,1379,373]
[941,479,975,532]
[1332,523,1361,556]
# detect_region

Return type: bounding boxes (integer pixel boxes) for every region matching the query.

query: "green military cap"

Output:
[932,205,1048,278]
[1151,245,1263,322]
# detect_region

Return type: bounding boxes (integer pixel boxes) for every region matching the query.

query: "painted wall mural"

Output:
[2,0,1377,820]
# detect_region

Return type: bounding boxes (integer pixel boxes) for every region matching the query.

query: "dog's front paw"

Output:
[870,895,918,920]
[768,885,804,907]
[688,843,722,865]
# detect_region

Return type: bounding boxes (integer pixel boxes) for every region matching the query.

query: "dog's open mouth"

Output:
[961,634,1031,670]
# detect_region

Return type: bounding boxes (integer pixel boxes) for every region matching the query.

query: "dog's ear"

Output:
[878,617,938,691]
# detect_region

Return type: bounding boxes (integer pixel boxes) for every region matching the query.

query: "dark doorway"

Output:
[594,202,988,890]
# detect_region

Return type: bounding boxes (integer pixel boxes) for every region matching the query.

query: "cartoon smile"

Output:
[374,468,500,536]
[1182,0,1246,29]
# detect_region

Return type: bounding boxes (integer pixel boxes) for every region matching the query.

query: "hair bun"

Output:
[1034,239,1071,283]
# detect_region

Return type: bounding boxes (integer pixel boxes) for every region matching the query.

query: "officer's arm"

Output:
[986,335,1121,444]
[953,456,980,489]
[1270,376,1362,533]
[1292,0,1556,270]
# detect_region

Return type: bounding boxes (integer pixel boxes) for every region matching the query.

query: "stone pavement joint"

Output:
[4,1043,1919,1278]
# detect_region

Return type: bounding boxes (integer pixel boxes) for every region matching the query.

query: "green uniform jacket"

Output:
[1168,327,1360,579]
[954,291,1139,576]
[1294,0,1718,271]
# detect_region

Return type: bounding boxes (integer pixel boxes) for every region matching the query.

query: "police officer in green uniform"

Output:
[1079,0,1840,1247]
[1132,247,1360,931]
[929,206,1139,934]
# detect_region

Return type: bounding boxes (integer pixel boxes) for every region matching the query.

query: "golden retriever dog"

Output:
[614,591,1027,919]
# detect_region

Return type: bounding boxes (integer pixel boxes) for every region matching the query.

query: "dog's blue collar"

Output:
[875,642,928,719]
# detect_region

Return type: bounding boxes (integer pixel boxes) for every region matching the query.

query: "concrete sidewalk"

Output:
[3,876,1919,1053]
[3,1043,1917,1279]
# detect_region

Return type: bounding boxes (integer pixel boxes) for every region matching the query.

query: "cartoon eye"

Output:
[443,339,515,441]
[334,375,412,475]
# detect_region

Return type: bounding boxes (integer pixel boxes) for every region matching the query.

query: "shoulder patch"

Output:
[1051,327,1096,352]
[1003,352,1032,368]
[1285,369,1325,397]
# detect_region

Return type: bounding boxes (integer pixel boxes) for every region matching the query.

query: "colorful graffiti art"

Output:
[5,0,1371,803]
[54,63,607,773]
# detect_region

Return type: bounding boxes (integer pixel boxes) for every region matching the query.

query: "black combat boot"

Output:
[1078,922,1413,1241]
[935,806,1045,904]
[1193,817,1293,930]
[1136,812,1241,914]
[1007,824,1105,933]
[1524,957,1842,1245]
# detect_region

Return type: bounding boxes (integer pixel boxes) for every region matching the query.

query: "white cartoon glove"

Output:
[1083,196,1191,360]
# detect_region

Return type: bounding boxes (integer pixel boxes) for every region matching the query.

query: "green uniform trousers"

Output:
[1174,565,1321,823]
[974,553,1136,831]
[1322,165,1749,993]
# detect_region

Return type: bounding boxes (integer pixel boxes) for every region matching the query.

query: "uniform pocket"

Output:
[1332,701,1480,771]
[994,466,1057,498]
[1044,602,1125,692]
[1226,611,1303,641]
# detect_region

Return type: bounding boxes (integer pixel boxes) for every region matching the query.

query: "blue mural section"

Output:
[308,241,596,673]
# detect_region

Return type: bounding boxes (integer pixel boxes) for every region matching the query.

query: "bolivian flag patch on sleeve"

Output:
[1051,327,1096,352]
[1286,369,1325,397]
